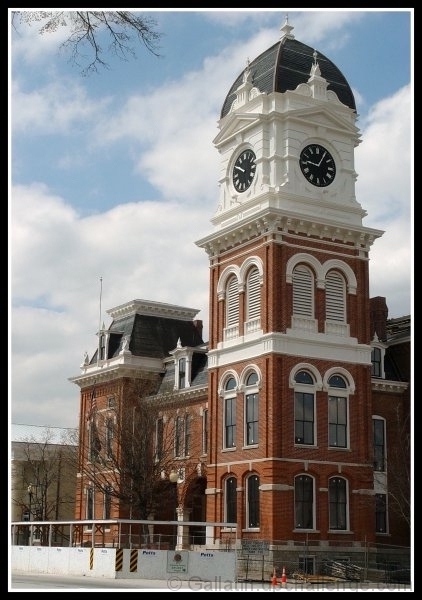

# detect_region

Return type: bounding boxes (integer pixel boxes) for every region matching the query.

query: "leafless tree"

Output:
[386,406,411,528]
[11,11,162,75]
[75,377,203,524]
[11,427,78,544]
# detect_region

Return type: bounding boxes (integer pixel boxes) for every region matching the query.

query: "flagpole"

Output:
[97,277,103,365]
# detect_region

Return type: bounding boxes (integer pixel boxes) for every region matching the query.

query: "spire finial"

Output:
[280,14,295,40]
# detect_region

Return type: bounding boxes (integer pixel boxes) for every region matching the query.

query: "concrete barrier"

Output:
[11,546,237,582]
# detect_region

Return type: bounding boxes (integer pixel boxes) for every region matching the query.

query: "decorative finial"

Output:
[313,50,318,66]
[242,57,252,83]
[280,14,294,40]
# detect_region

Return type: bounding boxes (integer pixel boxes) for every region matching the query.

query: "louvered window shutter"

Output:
[293,266,313,316]
[226,276,239,326]
[246,268,260,319]
[326,271,346,322]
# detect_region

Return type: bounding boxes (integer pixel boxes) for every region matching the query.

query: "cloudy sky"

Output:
[10,9,413,429]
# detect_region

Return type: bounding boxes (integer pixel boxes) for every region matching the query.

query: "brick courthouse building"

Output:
[70,19,410,574]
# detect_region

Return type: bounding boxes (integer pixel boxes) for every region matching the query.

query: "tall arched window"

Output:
[328,375,348,448]
[247,475,260,528]
[245,372,259,446]
[325,270,346,322]
[225,476,237,524]
[292,265,314,317]
[295,474,314,529]
[329,477,348,530]
[294,370,316,445]
[224,377,237,449]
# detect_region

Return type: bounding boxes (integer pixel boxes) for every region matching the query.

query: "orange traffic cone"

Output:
[280,566,287,587]
[271,568,278,586]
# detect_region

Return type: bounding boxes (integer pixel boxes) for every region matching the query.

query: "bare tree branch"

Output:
[12,11,162,75]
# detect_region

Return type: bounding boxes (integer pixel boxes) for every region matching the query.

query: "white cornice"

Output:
[207,330,371,367]
[371,379,408,393]
[69,354,165,388]
[197,205,383,257]
[107,299,200,321]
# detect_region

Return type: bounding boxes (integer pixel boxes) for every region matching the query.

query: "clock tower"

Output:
[196,17,384,561]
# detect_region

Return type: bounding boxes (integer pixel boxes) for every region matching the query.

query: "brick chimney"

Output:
[369,296,388,342]
[193,319,203,340]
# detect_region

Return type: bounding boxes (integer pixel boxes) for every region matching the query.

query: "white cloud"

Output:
[10,12,411,428]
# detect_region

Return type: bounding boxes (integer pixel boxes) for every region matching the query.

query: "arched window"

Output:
[329,477,348,530]
[328,375,348,449]
[246,267,261,321]
[292,265,314,317]
[295,474,314,529]
[247,475,260,528]
[245,372,259,446]
[226,275,239,327]
[225,476,237,524]
[224,377,237,449]
[294,370,316,445]
[325,270,346,322]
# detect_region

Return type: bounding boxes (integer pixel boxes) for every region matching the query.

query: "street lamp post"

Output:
[168,470,179,549]
[27,484,33,546]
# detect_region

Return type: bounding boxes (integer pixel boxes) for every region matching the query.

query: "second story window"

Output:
[294,371,315,445]
[328,375,348,449]
[175,416,184,457]
[155,417,164,462]
[184,414,191,456]
[373,417,386,471]
[223,377,237,449]
[105,418,114,458]
[202,409,208,455]
[245,372,259,446]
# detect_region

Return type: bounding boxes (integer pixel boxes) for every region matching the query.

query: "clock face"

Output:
[232,149,256,193]
[299,144,336,187]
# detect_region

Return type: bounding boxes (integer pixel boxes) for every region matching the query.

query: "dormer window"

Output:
[371,347,382,377]
[178,358,186,389]
[371,335,386,379]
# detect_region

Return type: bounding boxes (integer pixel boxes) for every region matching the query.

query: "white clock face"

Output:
[232,149,256,192]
